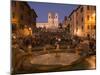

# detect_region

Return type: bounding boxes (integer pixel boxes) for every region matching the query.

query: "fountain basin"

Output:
[31,52,80,66]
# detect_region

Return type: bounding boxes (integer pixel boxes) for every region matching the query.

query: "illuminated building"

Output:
[11,1,37,36]
[68,5,96,38]
[68,10,77,36]
[36,12,59,29]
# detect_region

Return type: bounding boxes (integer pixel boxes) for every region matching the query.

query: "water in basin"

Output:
[30,52,80,66]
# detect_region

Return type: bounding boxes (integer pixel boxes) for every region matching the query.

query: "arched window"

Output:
[87,6,90,10]
[49,16,50,18]
[56,16,57,18]
[12,24,17,31]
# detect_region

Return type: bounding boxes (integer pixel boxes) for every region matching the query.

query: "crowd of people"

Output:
[12,27,96,56]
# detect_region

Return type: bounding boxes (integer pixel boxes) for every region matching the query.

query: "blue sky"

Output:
[28,2,78,23]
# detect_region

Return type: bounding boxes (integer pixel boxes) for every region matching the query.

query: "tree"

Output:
[65,24,70,33]
[64,16,67,21]
[58,23,63,29]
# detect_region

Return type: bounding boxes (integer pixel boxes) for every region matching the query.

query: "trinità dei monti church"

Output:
[36,12,59,29]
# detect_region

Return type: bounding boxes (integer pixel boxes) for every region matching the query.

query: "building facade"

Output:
[68,10,77,36]
[36,12,59,29]
[68,5,96,39]
[83,5,96,39]
[11,1,37,36]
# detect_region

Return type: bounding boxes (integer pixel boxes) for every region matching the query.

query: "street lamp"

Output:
[76,28,82,37]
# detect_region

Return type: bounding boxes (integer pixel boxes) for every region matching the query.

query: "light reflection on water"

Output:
[85,55,96,69]
[30,53,96,70]
[30,52,80,66]
[15,53,96,74]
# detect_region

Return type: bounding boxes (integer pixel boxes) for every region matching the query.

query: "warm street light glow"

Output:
[89,13,96,22]
[86,12,96,39]
[74,29,77,35]
[92,13,96,18]
[13,35,16,39]
[88,13,96,30]
[76,29,82,37]
[29,27,31,31]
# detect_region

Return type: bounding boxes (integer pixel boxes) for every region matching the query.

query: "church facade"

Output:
[36,12,59,29]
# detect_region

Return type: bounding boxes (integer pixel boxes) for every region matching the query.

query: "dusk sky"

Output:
[28,2,78,23]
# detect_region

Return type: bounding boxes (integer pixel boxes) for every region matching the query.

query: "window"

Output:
[80,7,83,12]
[91,25,96,30]
[81,17,83,22]
[76,12,78,16]
[12,12,15,18]
[12,24,17,31]
[56,16,57,18]
[88,25,90,29]
[20,4,24,10]
[94,6,96,10]
[76,27,78,32]
[87,15,90,20]
[76,20,78,25]
[12,2,16,7]
[87,6,89,10]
